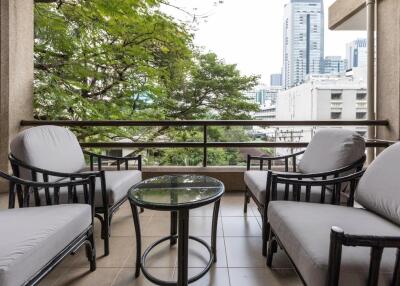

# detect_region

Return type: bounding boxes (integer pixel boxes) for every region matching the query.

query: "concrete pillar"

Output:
[0,0,34,191]
[376,0,400,141]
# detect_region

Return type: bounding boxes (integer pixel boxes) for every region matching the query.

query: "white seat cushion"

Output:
[0,205,91,286]
[32,170,142,207]
[268,201,400,286]
[298,129,365,174]
[95,170,142,206]
[244,170,332,204]
[356,142,400,225]
[10,126,86,181]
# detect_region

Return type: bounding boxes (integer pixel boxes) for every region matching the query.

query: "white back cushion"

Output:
[298,129,365,174]
[356,142,400,225]
[10,126,85,179]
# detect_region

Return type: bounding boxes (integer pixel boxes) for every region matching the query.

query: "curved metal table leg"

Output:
[130,202,141,278]
[211,199,220,262]
[177,209,190,286]
[170,211,178,246]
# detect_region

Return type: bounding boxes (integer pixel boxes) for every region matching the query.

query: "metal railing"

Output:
[21,119,391,167]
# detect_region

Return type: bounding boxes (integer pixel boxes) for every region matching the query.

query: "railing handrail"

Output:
[21,119,389,127]
[20,119,392,167]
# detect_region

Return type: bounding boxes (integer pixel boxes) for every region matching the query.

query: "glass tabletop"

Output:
[129,175,225,209]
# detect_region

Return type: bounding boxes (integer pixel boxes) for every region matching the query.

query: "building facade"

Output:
[282,0,324,89]
[322,56,348,74]
[346,38,367,69]
[276,73,368,143]
[270,73,282,87]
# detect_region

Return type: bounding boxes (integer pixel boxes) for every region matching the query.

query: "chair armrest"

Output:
[9,154,101,179]
[83,150,142,171]
[247,150,305,172]
[2,169,97,211]
[328,226,400,286]
[270,170,365,206]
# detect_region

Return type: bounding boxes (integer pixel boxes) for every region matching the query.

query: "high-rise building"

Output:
[322,56,348,74]
[270,73,282,87]
[282,0,324,89]
[346,38,367,69]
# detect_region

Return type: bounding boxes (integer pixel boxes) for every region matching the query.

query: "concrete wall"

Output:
[376,0,400,141]
[0,0,34,191]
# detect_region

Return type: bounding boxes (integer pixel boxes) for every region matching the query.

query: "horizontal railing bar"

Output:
[21,119,389,127]
[80,141,389,148]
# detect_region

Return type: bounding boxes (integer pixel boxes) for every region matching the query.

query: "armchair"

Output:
[267,142,400,286]
[0,171,96,286]
[244,129,366,256]
[9,125,142,256]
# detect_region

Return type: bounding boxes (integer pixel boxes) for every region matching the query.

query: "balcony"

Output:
[2,0,400,285]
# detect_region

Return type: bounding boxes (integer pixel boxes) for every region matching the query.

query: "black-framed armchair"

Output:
[9,125,142,256]
[244,129,366,256]
[0,171,96,286]
[266,141,400,286]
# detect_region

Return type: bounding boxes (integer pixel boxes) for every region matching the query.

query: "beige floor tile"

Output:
[229,267,301,286]
[222,216,261,237]
[172,268,230,286]
[270,249,295,269]
[190,204,219,217]
[224,237,265,267]
[141,214,172,237]
[70,236,135,268]
[111,212,151,237]
[125,237,178,268]
[38,265,68,286]
[54,267,120,286]
[187,237,227,268]
[0,193,8,210]
[188,217,223,237]
[220,194,255,217]
[112,267,175,286]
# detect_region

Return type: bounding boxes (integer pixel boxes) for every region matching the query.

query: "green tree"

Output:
[34,0,260,165]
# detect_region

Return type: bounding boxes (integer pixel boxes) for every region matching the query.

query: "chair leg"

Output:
[262,220,270,256]
[262,207,270,256]
[85,232,96,271]
[103,211,110,256]
[266,232,277,267]
[244,188,250,213]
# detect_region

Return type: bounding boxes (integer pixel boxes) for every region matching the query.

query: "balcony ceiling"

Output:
[329,0,366,31]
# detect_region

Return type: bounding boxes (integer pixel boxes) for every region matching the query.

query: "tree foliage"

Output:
[34,0,260,165]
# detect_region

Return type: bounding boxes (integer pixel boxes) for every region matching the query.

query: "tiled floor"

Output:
[0,193,302,286]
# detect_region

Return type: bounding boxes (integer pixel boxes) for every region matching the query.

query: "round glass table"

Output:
[128,175,225,286]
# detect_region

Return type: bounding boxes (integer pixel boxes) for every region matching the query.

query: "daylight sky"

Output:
[166,0,366,84]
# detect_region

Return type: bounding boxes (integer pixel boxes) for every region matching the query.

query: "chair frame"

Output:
[266,171,400,286]
[1,171,96,286]
[244,151,366,256]
[9,150,142,256]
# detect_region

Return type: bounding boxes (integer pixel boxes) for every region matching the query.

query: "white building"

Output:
[323,56,347,74]
[282,0,324,89]
[346,38,367,69]
[246,86,281,120]
[276,73,368,143]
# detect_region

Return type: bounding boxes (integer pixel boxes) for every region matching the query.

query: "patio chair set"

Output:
[1,125,400,286]
[1,126,142,286]
[244,129,400,285]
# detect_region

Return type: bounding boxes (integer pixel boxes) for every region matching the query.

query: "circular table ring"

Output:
[141,235,214,286]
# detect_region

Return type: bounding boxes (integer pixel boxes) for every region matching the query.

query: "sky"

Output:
[166,0,366,84]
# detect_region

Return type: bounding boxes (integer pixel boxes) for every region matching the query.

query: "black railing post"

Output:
[203,124,207,167]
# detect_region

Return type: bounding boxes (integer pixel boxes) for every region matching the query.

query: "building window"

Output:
[356,112,367,119]
[331,93,342,100]
[331,112,342,119]
[356,93,367,100]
